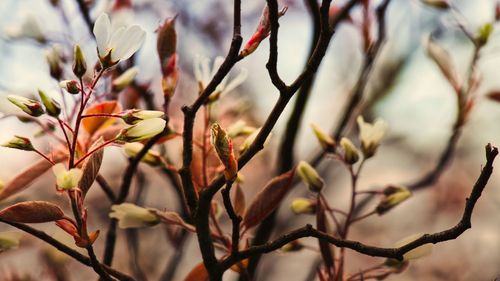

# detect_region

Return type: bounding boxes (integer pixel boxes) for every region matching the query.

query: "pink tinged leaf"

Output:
[232,184,246,217]
[184,262,209,281]
[316,200,335,276]
[242,170,295,229]
[0,201,64,223]
[0,150,67,201]
[82,101,122,136]
[79,137,104,197]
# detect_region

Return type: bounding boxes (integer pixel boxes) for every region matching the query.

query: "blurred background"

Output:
[0,0,500,280]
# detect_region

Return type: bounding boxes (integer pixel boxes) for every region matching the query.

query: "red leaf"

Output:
[0,201,64,223]
[183,262,209,281]
[82,101,122,136]
[242,170,295,229]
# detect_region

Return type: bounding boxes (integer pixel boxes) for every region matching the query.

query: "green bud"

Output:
[73,44,87,78]
[477,23,493,46]
[376,186,412,215]
[340,137,359,165]
[2,135,35,151]
[38,89,61,117]
[311,123,335,153]
[297,161,324,192]
[59,80,80,94]
[112,67,139,92]
[291,198,316,215]
[7,95,44,117]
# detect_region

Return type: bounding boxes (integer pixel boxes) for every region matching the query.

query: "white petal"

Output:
[107,26,127,58]
[193,54,204,84]
[200,56,211,86]
[111,25,146,62]
[94,13,111,57]
[52,163,66,178]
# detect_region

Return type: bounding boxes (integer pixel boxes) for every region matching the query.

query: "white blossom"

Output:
[52,164,83,190]
[193,55,247,97]
[109,203,159,229]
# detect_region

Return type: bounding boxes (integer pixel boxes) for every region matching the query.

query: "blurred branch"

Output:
[96,174,117,202]
[0,218,135,281]
[220,143,498,270]
[74,0,94,36]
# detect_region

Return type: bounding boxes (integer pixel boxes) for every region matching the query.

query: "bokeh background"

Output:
[1,0,500,280]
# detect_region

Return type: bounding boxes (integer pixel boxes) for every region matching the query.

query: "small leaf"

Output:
[151,210,196,232]
[82,101,122,135]
[183,262,209,281]
[0,201,64,223]
[232,184,246,217]
[79,137,104,197]
[242,170,295,229]
[0,150,67,201]
[425,36,461,91]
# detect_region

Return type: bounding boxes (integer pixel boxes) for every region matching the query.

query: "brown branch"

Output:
[0,218,135,281]
[221,182,242,256]
[220,143,498,271]
[96,174,117,202]
[74,0,94,36]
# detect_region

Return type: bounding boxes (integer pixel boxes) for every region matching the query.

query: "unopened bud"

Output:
[117,118,166,142]
[281,240,303,252]
[109,203,160,229]
[211,123,238,181]
[124,142,164,166]
[2,136,35,151]
[376,186,411,215]
[477,23,493,47]
[7,95,44,117]
[291,198,316,214]
[421,0,450,9]
[73,45,87,78]
[45,44,63,80]
[121,109,164,125]
[59,80,80,94]
[340,137,359,165]
[297,161,324,192]
[311,123,335,153]
[228,120,256,138]
[394,233,433,261]
[38,89,61,117]
[112,67,139,92]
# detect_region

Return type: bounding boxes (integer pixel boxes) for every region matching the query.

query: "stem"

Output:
[81,113,123,119]
[58,118,72,152]
[73,138,116,167]
[33,149,56,165]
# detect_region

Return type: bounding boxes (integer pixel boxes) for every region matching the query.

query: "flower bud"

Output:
[211,123,238,181]
[121,109,164,125]
[73,44,87,78]
[45,44,63,80]
[376,185,411,215]
[7,95,44,117]
[310,123,335,153]
[124,142,163,166]
[112,66,139,92]
[38,89,61,117]
[2,136,35,151]
[357,116,387,158]
[280,240,303,252]
[109,203,160,229]
[52,163,83,190]
[394,233,433,261]
[340,137,359,165]
[228,120,256,138]
[117,118,166,142]
[291,198,316,215]
[59,80,80,94]
[0,232,22,252]
[420,0,450,9]
[477,23,493,47]
[297,161,324,192]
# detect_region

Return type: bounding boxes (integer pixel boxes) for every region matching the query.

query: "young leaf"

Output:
[425,37,461,91]
[242,170,295,229]
[0,201,64,223]
[0,150,67,201]
[82,101,122,135]
[183,262,209,281]
[79,138,104,197]
[151,210,196,232]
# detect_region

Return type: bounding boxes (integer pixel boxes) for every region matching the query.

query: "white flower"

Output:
[52,163,83,190]
[93,13,146,66]
[394,233,433,260]
[193,55,247,97]
[357,116,387,158]
[109,203,159,229]
[118,118,166,142]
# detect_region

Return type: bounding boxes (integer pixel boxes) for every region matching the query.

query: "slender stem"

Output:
[222,181,241,256]
[349,210,377,224]
[33,149,56,165]
[81,113,123,119]
[96,174,117,202]
[73,138,116,167]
